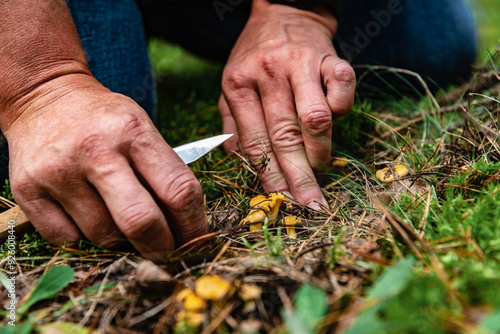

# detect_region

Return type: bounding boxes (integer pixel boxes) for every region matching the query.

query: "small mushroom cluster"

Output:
[240,192,302,238]
[176,275,262,329]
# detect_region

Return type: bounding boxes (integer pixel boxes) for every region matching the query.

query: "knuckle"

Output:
[270,124,304,152]
[77,132,108,161]
[120,112,147,138]
[334,61,356,83]
[240,135,273,159]
[222,70,252,94]
[37,156,75,185]
[10,175,38,202]
[257,52,279,79]
[290,173,319,192]
[300,108,333,134]
[119,202,161,239]
[162,172,203,213]
[261,170,288,192]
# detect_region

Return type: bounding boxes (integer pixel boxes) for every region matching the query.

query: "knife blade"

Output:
[174,134,233,164]
[0,134,233,240]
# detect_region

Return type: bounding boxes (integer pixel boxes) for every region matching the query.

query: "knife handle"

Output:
[0,206,32,240]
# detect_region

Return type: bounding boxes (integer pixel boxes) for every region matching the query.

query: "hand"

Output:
[3,74,208,260]
[219,0,356,208]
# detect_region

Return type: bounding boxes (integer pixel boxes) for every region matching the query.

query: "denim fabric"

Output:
[66,0,156,119]
[335,0,477,86]
[140,0,477,86]
[65,0,477,109]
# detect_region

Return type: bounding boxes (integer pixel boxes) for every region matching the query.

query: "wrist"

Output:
[252,0,337,36]
[267,0,341,17]
[0,63,93,133]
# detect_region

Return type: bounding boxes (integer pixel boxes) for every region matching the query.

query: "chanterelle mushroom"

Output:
[249,194,271,208]
[195,275,232,301]
[241,192,290,231]
[183,290,207,312]
[331,157,350,169]
[176,311,204,328]
[283,216,301,238]
[376,165,409,183]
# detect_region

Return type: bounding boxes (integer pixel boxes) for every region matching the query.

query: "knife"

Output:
[0,134,233,240]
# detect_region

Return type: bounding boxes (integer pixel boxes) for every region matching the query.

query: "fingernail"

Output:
[307,200,325,211]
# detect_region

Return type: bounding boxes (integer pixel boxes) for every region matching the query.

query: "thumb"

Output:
[321,56,356,119]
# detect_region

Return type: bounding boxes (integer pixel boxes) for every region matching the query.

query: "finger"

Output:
[222,73,289,193]
[218,94,239,152]
[321,56,356,119]
[50,180,127,249]
[129,130,207,246]
[259,79,327,207]
[291,66,332,175]
[19,197,83,246]
[86,155,175,260]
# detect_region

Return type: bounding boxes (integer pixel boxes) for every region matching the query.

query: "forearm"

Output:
[0,0,91,131]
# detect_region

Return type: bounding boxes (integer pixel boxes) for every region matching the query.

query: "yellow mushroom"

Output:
[268,192,290,224]
[249,194,271,208]
[238,284,262,301]
[331,157,349,169]
[376,165,409,183]
[176,311,204,328]
[283,216,301,238]
[241,207,269,231]
[183,291,207,312]
[195,275,233,302]
[238,284,262,314]
[241,192,290,230]
[176,288,193,302]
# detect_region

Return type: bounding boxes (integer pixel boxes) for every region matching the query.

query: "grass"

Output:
[2,3,500,333]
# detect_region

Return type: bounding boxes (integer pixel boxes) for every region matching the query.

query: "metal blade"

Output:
[173,134,233,164]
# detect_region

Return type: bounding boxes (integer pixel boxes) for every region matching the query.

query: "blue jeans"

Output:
[138,0,477,91]
[66,0,476,109]
[0,0,477,181]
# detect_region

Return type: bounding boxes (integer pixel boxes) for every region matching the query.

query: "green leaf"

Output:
[282,309,312,334]
[0,320,32,334]
[294,284,328,330]
[38,321,95,334]
[478,309,500,334]
[366,256,416,302]
[343,307,385,334]
[344,256,416,334]
[18,266,74,315]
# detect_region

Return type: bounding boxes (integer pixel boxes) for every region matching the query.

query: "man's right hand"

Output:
[3,74,208,260]
[0,0,207,260]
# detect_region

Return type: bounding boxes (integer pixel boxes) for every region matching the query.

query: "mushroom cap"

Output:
[242,192,290,227]
[176,288,193,302]
[249,194,271,208]
[268,192,290,208]
[376,165,409,182]
[183,291,207,312]
[332,157,349,168]
[241,207,269,227]
[268,192,290,221]
[195,275,232,301]
[238,284,262,301]
[283,216,301,226]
